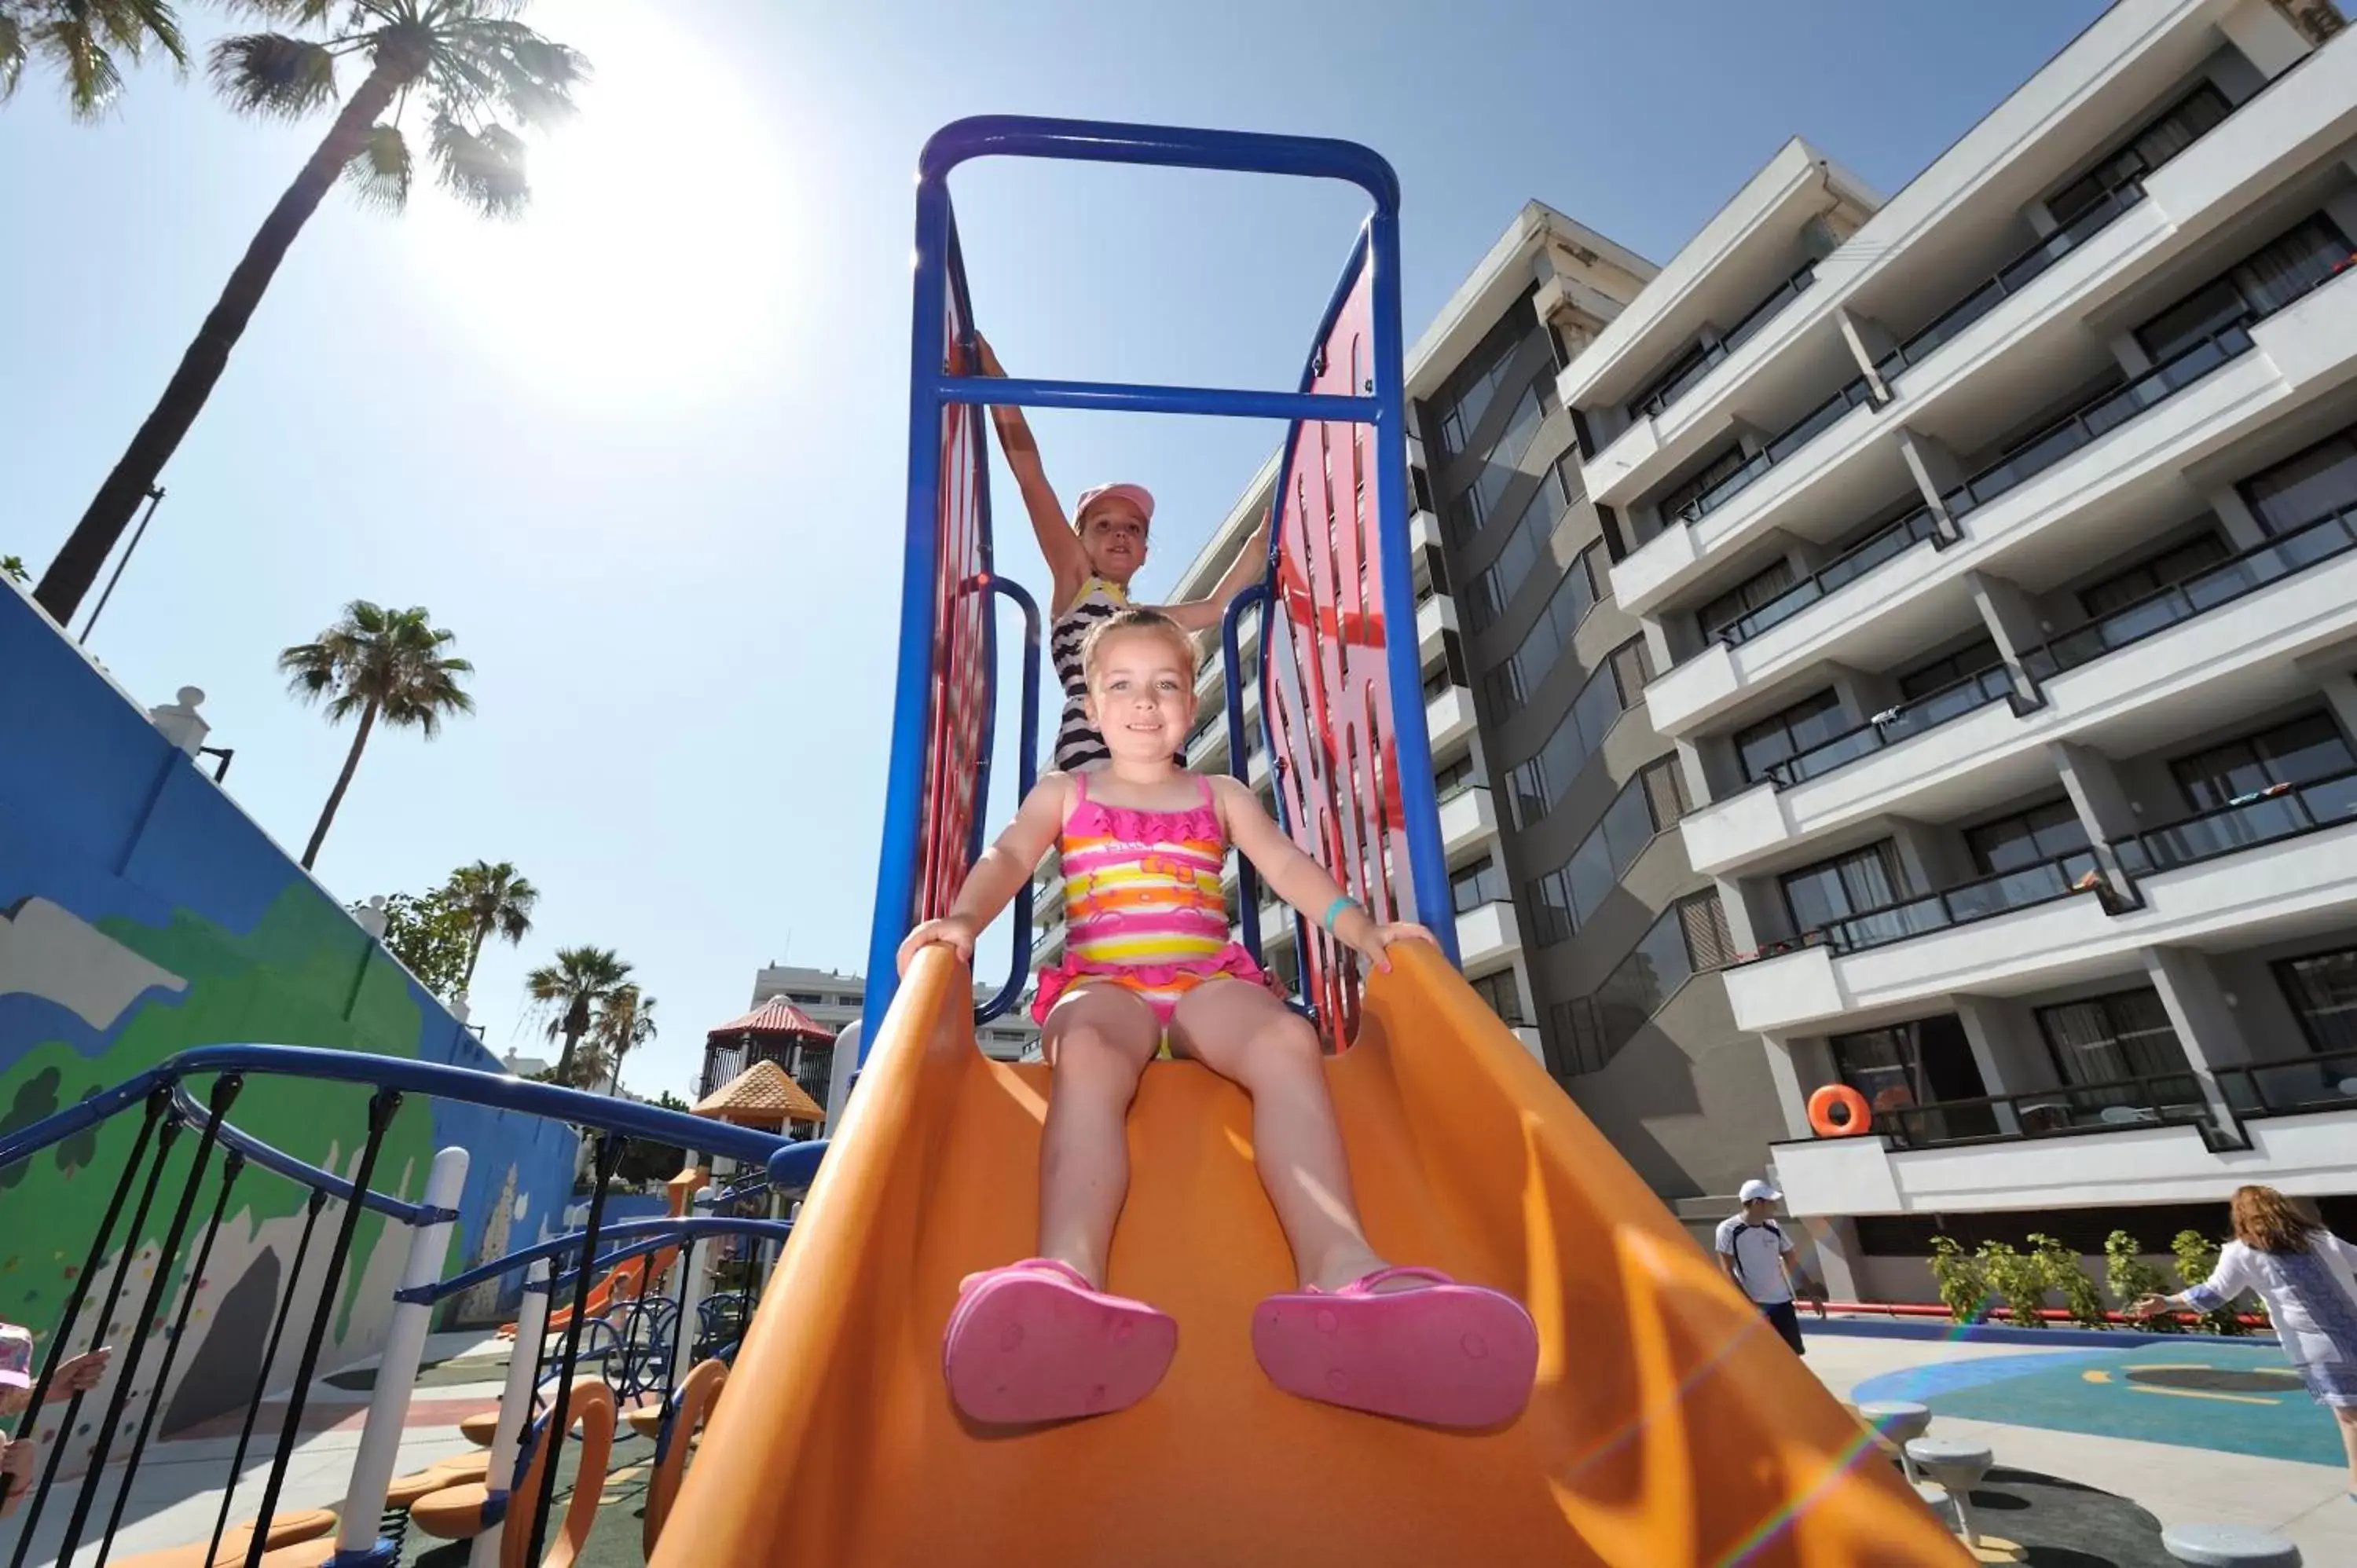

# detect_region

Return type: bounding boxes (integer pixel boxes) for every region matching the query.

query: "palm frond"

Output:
[0,12,24,102]
[427,111,528,217]
[90,0,188,68]
[35,17,126,118]
[207,31,336,119]
[342,120,411,211]
[218,0,344,27]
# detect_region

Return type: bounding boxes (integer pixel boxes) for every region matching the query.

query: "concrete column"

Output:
[2223,0,2322,77]
[1886,817,1970,891]
[2107,332,2154,380]
[2141,945,2255,1134]
[1836,310,1894,405]
[1897,429,1968,540]
[1951,996,2035,1137]
[2207,486,2271,552]
[1721,873,1786,950]
[1758,1034,1816,1141]
[1824,661,1896,724]
[1644,616,1680,670]
[1678,732,1746,804]
[1966,569,2046,703]
[2299,665,2357,747]
[2049,739,2140,902]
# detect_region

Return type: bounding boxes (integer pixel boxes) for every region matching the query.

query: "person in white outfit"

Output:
[1714,1178,1828,1356]
[2132,1183,2357,1496]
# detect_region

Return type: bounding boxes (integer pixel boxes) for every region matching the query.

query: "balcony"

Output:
[1629,264,1819,421]
[1427,683,1476,750]
[2113,768,2357,878]
[2220,1047,2357,1120]
[1752,846,2108,962]
[1765,665,2027,789]
[1416,593,1459,668]
[1455,899,1521,970]
[1438,782,1499,859]
[1726,793,2357,1034]
[1259,899,1296,951]
[1663,376,1878,529]
[1725,506,1946,650]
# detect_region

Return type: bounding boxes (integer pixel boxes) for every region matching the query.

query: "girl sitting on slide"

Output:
[898,608,1539,1430]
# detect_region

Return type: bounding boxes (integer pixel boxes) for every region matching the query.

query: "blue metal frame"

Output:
[401,1216,797,1306]
[977,575,1042,1024]
[0,1046,827,1189]
[541,1220,795,1299]
[862,115,1437,1049]
[167,1083,435,1224]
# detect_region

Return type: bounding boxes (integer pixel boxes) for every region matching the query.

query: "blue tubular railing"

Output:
[977,574,1043,1024]
[1221,582,1278,972]
[0,1044,827,1189]
[863,114,1438,1046]
[409,1216,797,1306]
[169,1080,436,1223]
[541,1221,796,1299]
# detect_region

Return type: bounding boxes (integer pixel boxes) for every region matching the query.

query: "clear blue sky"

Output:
[0,0,2108,1098]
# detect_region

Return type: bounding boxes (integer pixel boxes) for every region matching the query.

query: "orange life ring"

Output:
[1807,1083,1873,1138]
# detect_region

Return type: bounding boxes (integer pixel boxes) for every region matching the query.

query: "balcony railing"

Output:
[1717,506,1943,647]
[1876,183,2147,381]
[1877,1070,2216,1150]
[2022,502,2357,681]
[2111,768,2357,877]
[1764,665,2024,788]
[1633,264,1819,420]
[1673,375,1878,526]
[1807,848,2107,954]
[1940,326,2255,522]
[2219,1046,2357,1119]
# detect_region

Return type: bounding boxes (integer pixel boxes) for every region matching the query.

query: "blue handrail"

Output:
[861,115,1418,1048]
[977,574,1042,1025]
[168,1081,434,1224]
[1222,582,1278,972]
[399,1215,797,1306]
[0,1045,827,1189]
[541,1220,795,1299]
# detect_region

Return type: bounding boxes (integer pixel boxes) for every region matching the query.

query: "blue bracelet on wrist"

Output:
[1319,895,1359,933]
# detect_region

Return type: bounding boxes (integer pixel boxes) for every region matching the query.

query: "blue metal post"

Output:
[977,576,1042,1024]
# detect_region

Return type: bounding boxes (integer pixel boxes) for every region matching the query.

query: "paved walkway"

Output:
[1803,1332,2356,1563]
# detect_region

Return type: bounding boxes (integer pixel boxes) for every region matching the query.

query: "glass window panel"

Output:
[2173,713,2355,809]
[1472,969,1527,1026]
[1966,798,2090,875]
[2036,988,2192,1085]
[1781,842,1901,932]
[2242,427,2357,535]
[1898,638,2002,702]
[2079,532,2231,617]
[2276,947,2357,1055]
[1736,688,1842,782]
[1565,833,1615,927]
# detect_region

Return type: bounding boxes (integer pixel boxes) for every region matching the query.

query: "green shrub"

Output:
[2030,1233,2109,1329]
[2103,1231,2180,1332]
[1976,1240,2051,1327]
[2171,1230,2247,1335]
[1927,1234,1988,1325]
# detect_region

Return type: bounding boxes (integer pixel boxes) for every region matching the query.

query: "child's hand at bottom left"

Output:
[897,914,982,975]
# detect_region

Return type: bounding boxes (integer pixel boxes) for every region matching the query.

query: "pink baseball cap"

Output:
[1073,483,1155,526]
[0,1324,33,1389]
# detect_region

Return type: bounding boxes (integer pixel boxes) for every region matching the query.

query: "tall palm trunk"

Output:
[302,698,378,870]
[461,925,489,993]
[36,50,420,623]
[556,1000,590,1081]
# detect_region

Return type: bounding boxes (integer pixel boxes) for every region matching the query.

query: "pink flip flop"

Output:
[941,1258,1178,1426]
[1251,1266,1538,1428]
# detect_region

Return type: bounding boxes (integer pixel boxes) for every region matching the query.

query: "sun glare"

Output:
[404,9,795,410]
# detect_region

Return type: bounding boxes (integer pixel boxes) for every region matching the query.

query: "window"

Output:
[1528,760,1688,945]
[1472,969,1527,1027]
[2135,213,2355,363]
[1553,893,1727,1075]
[1629,342,1714,419]
[1435,314,1534,459]
[1735,688,1846,783]
[2078,532,2230,617]
[2241,424,2357,536]
[2170,713,2355,811]
[788,991,824,1005]
[1655,444,1750,529]
[1506,639,1653,827]
[1435,752,1483,799]
[1965,797,2091,875]
[1462,452,1582,632]
[1779,841,1904,935]
[1897,638,2001,702]
[2276,947,2357,1055]
[1450,856,1508,914]
[2036,987,2191,1085]
[1829,1014,1989,1119]
[1486,542,1605,714]
[1698,558,1798,643]
[2046,82,2229,227]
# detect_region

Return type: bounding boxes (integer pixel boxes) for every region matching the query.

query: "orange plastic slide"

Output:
[655,946,1970,1566]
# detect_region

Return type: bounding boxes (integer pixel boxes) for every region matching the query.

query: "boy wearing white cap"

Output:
[972,335,1270,773]
[1714,1178,1828,1356]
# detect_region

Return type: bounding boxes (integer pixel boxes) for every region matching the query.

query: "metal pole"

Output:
[78,485,165,645]
[335,1146,468,1565]
[469,1260,550,1568]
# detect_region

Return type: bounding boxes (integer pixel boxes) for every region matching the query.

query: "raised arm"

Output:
[1211,775,1433,969]
[895,774,1073,972]
[1149,511,1271,634]
[973,336,1090,611]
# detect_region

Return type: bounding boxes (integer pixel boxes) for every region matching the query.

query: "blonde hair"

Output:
[2230,1184,2318,1254]
[1080,608,1197,688]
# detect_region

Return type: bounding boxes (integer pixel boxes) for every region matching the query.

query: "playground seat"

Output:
[431,1450,493,1482]
[1857,1400,1934,1482]
[625,1401,666,1441]
[409,1481,497,1542]
[460,1409,502,1446]
[1904,1438,1994,1547]
[2160,1522,2302,1566]
[108,1509,339,1568]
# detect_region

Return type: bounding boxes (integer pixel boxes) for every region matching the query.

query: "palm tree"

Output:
[447,859,538,996]
[33,1,587,622]
[591,985,657,1094]
[277,600,474,871]
[0,1,187,120]
[526,946,631,1084]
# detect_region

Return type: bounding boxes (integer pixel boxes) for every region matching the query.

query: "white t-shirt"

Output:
[1716,1215,1796,1304]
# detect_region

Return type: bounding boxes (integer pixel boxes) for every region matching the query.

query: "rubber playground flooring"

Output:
[1852,1341,2345,1467]
[409,1430,656,1568]
[327,1352,512,1393]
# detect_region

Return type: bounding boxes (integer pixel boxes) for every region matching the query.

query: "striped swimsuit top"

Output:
[1049,576,1127,773]
[1060,772,1233,976]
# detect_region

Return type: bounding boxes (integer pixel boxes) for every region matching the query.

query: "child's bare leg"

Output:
[1171,980,1398,1292]
[1036,985,1160,1288]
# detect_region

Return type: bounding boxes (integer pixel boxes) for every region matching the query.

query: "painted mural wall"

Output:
[0,580,580,1468]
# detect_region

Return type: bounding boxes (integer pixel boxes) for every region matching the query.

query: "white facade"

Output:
[752,962,1039,1061]
[1562,0,2357,1237]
